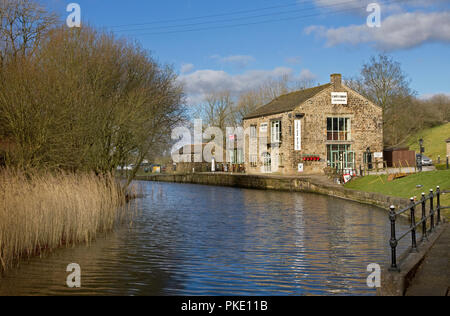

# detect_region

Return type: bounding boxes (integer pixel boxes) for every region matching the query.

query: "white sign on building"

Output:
[331,92,348,105]
[374,152,383,159]
[298,163,304,173]
[260,123,268,133]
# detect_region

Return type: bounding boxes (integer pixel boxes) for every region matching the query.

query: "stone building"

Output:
[243,74,383,175]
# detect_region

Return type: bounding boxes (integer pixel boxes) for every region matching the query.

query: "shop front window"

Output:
[327,144,355,170]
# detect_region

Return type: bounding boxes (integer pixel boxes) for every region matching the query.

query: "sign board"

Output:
[374,152,383,159]
[298,163,304,173]
[331,92,348,105]
[343,174,352,184]
[260,123,268,133]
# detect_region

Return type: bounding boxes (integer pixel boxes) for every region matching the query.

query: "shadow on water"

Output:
[0,181,410,296]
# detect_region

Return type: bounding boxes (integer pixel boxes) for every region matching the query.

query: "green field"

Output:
[345,170,450,218]
[404,123,450,161]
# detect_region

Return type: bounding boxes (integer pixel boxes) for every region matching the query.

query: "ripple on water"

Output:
[0,181,411,296]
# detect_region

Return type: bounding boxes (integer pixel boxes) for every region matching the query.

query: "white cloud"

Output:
[211,54,255,68]
[305,11,450,51]
[298,69,317,82]
[180,63,195,74]
[178,67,315,105]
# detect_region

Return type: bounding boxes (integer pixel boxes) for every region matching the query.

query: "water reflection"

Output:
[0,182,409,296]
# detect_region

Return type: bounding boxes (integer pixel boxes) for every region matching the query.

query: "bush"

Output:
[435,164,449,170]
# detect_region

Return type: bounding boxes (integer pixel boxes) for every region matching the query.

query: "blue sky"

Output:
[43,0,450,103]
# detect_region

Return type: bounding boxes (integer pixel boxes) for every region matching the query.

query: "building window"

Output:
[263,152,271,173]
[327,117,351,141]
[250,125,257,138]
[271,120,281,143]
[260,123,268,133]
[294,119,301,151]
[250,154,258,167]
[327,144,355,169]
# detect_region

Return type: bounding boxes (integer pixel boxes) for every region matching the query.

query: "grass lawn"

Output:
[404,123,450,161]
[345,170,450,219]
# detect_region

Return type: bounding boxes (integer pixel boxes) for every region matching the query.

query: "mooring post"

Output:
[429,189,434,232]
[436,186,441,225]
[410,198,418,252]
[421,193,428,241]
[389,205,399,271]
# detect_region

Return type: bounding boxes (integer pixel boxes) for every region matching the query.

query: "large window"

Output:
[327,144,355,169]
[250,154,258,168]
[250,125,257,138]
[271,120,281,143]
[327,117,351,141]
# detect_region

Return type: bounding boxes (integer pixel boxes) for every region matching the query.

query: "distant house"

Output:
[243,74,384,175]
[171,143,230,173]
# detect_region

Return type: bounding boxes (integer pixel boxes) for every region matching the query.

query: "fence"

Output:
[388,186,447,271]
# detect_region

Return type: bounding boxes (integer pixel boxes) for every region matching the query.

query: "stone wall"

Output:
[137,173,410,211]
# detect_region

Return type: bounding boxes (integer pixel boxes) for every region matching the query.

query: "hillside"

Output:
[404,123,450,161]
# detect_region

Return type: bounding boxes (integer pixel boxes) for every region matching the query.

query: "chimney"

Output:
[330,73,342,90]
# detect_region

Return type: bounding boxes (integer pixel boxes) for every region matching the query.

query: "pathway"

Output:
[405,224,450,296]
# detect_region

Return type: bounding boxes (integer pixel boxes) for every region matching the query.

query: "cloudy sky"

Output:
[44,0,450,104]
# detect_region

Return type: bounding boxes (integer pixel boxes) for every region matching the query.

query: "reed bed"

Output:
[0,169,128,271]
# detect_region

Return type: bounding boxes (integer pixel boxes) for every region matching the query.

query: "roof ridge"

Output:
[244,83,331,120]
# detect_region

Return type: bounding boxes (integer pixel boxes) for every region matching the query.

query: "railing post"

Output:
[410,198,418,252]
[429,189,434,232]
[421,193,428,241]
[389,205,399,271]
[436,186,441,225]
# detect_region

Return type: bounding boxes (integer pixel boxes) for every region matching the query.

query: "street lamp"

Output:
[417,139,424,172]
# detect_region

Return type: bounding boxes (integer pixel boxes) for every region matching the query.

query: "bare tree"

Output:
[346,54,416,146]
[0,0,57,64]
[0,25,186,181]
[199,90,234,131]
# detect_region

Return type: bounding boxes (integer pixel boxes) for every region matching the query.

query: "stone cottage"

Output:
[243,74,383,175]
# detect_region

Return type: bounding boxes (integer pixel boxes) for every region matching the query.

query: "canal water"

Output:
[0,181,410,296]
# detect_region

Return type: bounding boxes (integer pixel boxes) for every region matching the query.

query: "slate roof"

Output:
[243,83,331,120]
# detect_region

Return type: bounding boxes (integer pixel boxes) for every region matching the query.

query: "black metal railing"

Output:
[388,186,446,271]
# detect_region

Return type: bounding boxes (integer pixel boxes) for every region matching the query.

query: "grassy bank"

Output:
[345,170,450,219]
[0,169,128,271]
[405,123,450,161]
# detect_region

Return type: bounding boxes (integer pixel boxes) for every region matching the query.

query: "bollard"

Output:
[410,198,418,252]
[429,189,434,232]
[436,186,441,225]
[421,193,428,241]
[389,205,399,271]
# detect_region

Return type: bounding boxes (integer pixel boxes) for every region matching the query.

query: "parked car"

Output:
[421,155,433,166]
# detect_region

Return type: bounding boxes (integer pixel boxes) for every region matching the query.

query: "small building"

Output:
[383,147,416,168]
[171,143,244,173]
[243,74,384,175]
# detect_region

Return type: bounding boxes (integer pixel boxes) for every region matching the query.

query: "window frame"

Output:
[327,117,351,141]
[271,120,282,144]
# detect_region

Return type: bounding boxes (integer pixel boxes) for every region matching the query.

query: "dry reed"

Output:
[0,168,127,271]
